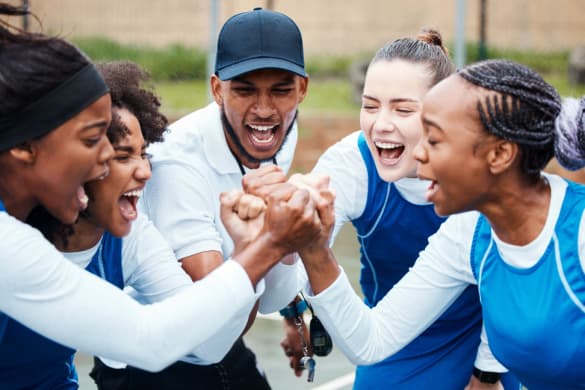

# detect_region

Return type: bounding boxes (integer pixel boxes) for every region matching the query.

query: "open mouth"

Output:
[425,180,439,202]
[77,186,89,210]
[118,189,141,221]
[375,140,405,164]
[247,124,278,147]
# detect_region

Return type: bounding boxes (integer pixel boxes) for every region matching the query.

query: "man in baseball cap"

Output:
[91,7,310,390]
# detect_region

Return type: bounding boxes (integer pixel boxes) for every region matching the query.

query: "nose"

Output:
[135,157,152,182]
[373,108,397,133]
[413,138,427,164]
[98,137,115,164]
[252,92,275,118]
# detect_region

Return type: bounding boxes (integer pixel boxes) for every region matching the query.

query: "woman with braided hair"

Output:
[291,59,585,389]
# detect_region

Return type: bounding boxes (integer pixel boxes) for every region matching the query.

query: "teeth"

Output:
[123,189,142,198]
[249,124,276,132]
[251,133,275,144]
[375,141,402,149]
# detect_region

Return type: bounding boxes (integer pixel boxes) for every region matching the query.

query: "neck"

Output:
[58,216,105,252]
[480,175,550,245]
[0,162,36,221]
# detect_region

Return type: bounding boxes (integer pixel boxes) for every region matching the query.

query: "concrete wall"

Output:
[18,0,585,54]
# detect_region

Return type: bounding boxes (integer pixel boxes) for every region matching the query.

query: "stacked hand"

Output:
[221,165,335,259]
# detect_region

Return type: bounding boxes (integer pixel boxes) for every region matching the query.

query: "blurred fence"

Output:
[13,0,585,55]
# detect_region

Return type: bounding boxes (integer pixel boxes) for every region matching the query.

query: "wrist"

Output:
[472,367,502,384]
[235,233,286,285]
[299,247,340,295]
[279,297,308,319]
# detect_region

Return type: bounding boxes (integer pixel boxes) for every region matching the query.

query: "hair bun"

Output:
[417,28,448,55]
[554,96,585,170]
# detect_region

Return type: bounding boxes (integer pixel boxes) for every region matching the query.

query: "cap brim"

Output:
[217,57,306,80]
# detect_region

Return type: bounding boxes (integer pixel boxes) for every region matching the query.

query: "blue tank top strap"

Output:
[352,133,485,389]
[85,232,124,289]
[470,214,493,283]
[553,180,585,307]
[355,131,393,237]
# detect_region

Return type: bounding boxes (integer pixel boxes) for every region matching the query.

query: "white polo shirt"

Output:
[141,102,300,314]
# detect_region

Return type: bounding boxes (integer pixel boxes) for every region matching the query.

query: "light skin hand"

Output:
[298,188,341,294]
[464,376,503,390]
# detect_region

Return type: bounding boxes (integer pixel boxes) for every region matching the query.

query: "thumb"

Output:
[219,190,243,224]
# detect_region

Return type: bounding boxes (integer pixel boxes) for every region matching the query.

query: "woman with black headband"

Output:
[0,3,324,380]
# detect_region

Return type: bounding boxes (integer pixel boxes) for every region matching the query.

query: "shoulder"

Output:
[149,103,220,164]
[314,130,363,174]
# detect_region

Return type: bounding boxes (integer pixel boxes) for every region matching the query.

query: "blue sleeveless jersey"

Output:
[351,133,485,389]
[471,179,585,390]
[0,204,124,390]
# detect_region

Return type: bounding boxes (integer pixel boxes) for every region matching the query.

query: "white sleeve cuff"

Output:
[474,326,508,372]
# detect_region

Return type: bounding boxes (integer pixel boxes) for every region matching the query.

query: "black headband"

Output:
[0,64,109,151]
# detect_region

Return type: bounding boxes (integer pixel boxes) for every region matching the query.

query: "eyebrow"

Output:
[422,116,443,132]
[115,144,147,153]
[362,94,419,104]
[114,145,134,152]
[81,120,109,131]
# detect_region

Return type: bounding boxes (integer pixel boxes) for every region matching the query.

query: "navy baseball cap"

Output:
[215,7,306,81]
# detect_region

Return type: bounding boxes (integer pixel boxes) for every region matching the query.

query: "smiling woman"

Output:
[297,59,585,390]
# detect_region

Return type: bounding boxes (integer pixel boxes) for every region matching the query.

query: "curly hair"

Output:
[27,61,169,248]
[95,61,168,146]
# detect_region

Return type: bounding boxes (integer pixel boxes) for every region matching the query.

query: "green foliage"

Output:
[463,42,570,74]
[74,37,207,80]
[306,55,355,78]
[74,36,585,115]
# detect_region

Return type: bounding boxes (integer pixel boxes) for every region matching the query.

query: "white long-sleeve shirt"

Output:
[0,210,258,372]
[304,173,585,372]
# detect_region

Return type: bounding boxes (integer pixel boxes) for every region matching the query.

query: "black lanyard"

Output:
[231,152,277,176]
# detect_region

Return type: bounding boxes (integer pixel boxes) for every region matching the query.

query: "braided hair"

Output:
[458,59,585,178]
[371,28,455,88]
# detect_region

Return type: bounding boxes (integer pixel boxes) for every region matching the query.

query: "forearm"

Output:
[299,246,341,295]
[233,231,287,286]
[305,265,467,365]
[1,252,256,372]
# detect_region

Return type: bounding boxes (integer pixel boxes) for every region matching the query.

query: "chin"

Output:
[58,208,80,225]
[110,225,131,238]
[377,167,406,183]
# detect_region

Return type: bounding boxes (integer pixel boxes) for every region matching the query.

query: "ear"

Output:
[297,76,309,103]
[487,140,518,175]
[8,142,36,165]
[210,74,223,106]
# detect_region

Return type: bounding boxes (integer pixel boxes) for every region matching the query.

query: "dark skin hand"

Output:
[220,182,324,285]
[237,170,336,376]
[280,316,312,377]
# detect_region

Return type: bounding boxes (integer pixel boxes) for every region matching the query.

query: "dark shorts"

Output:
[90,338,271,390]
